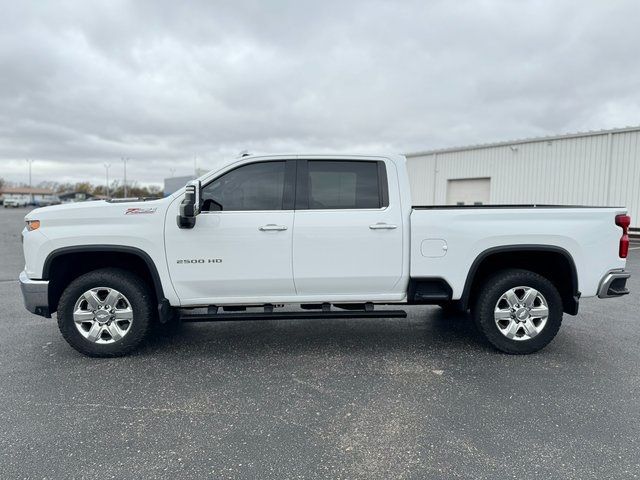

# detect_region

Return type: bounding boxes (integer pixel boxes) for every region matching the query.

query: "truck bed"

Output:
[409,205,627,299]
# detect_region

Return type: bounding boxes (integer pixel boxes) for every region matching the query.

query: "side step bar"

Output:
[180,309,408,323]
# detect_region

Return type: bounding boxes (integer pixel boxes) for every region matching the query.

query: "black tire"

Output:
[472,269,563,354]
[57,268,153,357]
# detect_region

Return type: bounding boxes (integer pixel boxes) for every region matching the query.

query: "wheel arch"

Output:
[43,245,165,314]
[461,245,580,315]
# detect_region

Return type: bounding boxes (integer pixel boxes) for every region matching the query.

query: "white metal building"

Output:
[0,187,59,206]
[406,126,640,230]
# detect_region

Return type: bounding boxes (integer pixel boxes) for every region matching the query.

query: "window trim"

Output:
[377,161,389,208]
[295,160,309,210]
[199,159,296,212]
[295,159,389,211]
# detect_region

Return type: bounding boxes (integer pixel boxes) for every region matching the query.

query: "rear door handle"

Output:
[369,223,397,230]
[259,224,288,231]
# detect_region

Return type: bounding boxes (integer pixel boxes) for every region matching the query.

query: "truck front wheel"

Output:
[57,268,153,357]
[472,269,563,354]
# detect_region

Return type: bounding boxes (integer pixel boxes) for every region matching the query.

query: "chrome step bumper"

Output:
[19,270,51,318]
[597,270,630,299]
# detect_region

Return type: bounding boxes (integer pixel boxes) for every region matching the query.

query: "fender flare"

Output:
[42,245,165,302]
[460,244,580,314]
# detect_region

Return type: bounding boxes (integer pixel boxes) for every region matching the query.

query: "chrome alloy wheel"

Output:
[72,287,133,344]
[494,286,549,341]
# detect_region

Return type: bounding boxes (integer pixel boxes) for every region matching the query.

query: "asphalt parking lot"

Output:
[0,207,638,479]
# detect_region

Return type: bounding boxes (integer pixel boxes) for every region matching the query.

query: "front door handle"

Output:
[259,224,288,231]
[369,223,398,230]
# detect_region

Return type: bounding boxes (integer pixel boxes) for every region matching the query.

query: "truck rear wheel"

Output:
[57,268,153,357]
[472,269,563,354]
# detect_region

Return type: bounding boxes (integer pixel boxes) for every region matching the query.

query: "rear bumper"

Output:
[19,270,50,318]
[597,270,630,298]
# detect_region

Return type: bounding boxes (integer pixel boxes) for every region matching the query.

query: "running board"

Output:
[180,310,407,322]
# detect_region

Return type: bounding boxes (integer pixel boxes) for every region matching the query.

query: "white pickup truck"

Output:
[4,197,30,208]
[20,154,631,357]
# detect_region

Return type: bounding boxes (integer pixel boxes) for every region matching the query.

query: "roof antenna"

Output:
[238,150,251,158]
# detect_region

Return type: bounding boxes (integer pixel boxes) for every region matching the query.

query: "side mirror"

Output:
[177,180,201,229]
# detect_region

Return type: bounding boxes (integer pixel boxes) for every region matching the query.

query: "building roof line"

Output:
[0,187,55,195]
[405,125,640,157]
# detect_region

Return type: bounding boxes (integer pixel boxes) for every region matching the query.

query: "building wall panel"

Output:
[406,128,640,228]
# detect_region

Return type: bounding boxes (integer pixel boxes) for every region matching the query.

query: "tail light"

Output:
[615,214,631,258]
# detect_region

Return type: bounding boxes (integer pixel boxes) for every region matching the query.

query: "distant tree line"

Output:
[1,178,163,198]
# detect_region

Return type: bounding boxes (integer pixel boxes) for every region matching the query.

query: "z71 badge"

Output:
[125,207,157,215]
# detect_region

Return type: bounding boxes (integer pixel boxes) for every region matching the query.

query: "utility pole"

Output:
[121,157,128,198]
[25,159,33,188]
[104,163,111,198]
[25,159,34,205]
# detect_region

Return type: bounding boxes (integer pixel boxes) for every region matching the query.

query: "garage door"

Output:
[446,178,491,205]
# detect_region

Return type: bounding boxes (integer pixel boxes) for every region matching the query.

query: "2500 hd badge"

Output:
[176,258,223,264]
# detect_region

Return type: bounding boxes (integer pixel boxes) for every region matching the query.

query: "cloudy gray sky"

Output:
[1,0,639,187]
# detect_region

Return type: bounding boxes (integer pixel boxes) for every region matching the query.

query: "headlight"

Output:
[26,220,40,231]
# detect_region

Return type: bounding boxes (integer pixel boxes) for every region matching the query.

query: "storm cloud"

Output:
[1,0,639,186]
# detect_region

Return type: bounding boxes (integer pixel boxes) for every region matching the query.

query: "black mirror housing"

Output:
[177,215,196,229]
[177,180,201,229]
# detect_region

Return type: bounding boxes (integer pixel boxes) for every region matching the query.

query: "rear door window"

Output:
[306,161,384,209]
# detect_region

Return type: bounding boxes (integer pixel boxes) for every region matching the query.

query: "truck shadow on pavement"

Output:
[139,307,493,357]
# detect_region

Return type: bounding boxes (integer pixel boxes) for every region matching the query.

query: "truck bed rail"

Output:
[412,204,624,209]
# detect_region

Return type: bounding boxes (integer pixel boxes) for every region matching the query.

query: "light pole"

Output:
[104,163,111,198]
[25,159,33,188]
[121,157,128,198]
[25,159,33,205]
[170,168,176,178]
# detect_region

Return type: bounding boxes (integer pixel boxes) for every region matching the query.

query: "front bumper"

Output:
[19,270,50,318]
[597,270,631,299]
